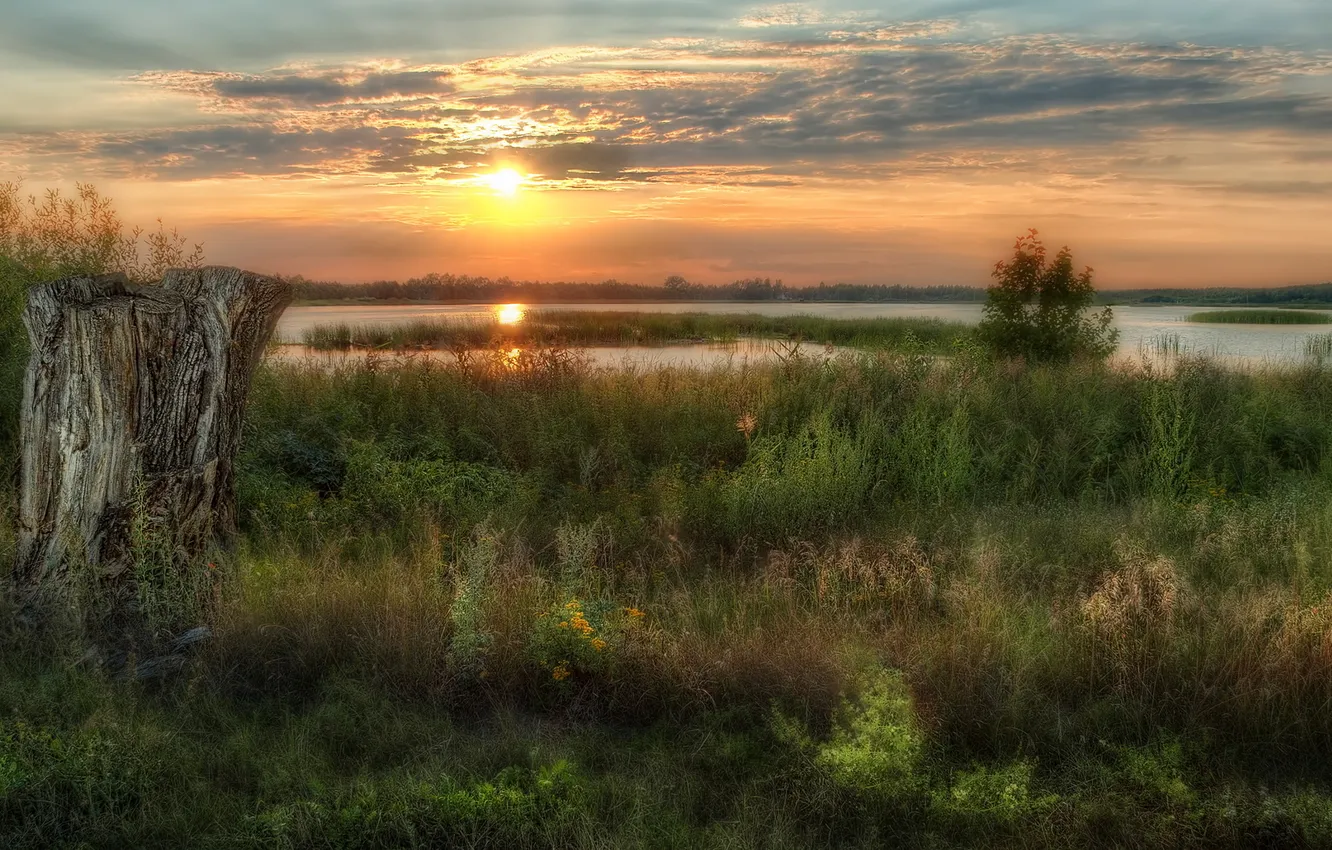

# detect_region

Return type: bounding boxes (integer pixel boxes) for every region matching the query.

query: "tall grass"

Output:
[300,310,970,352]
[8,345,1332,845]
[241,350,1332,540]
[1188,309,1332,324]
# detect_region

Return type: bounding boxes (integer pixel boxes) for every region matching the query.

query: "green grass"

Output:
[9,347,1332,846]
[1187,309,1332,325]
[10,194,1332,844]
[300,310,970,353]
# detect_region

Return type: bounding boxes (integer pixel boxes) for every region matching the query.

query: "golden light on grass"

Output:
[496,303,525,324]
[487,168,526,196]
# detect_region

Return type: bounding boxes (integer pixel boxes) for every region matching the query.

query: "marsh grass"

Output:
[7,351,1332,846]
[1188,309,1332,325]
[301,310,969,353]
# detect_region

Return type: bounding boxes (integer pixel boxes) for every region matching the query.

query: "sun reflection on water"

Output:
[496,304,525,324]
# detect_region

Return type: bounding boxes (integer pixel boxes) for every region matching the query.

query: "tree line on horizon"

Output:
[285,271,1332,306]
[285,272,989,303]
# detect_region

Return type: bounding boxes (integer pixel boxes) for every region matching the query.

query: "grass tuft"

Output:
[1188,309,1332,324]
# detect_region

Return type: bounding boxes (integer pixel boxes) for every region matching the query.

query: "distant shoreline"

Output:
[293,296,1332,309]
[286,277,1332,309]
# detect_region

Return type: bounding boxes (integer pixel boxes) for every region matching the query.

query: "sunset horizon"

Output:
[3,1,1331,288]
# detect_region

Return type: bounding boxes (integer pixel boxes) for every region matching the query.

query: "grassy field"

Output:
[300,310,971,353]
[6,344,1332,846]
[1187,309,1332,325]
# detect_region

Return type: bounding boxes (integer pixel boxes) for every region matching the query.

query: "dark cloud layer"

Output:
[213,70,454,106]
[5,10,1330,210]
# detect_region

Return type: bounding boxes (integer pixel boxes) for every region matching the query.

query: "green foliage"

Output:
[892,394,975,504]
[248,761,586,849]
[446,525,499,678]
[129,486,218,640]
[1189,309,1332,325]
[526,521,638,684]
[978,229,1118,363]
[528,595,625,684]
[240,438,516,544]
[0,717,161,846]
[301,310,970,353]
[238,347,1332,553]
[1141,374,1197,501]
[813,667,925,803]
[931,760,1058,829]
[340,440,515,527]
[716,411,879,544]
[11,277,1332,845]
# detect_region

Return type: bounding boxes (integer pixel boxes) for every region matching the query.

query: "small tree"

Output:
[663,274,691,294]
[977,229,1117,363]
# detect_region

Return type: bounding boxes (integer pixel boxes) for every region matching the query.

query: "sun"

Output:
[496,304,525,324]
[487,168,526,196]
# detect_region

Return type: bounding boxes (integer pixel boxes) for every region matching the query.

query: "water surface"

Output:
[275,302,1332,367]
[271,340,850,370]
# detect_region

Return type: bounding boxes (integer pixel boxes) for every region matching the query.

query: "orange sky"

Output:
[3,2,1330,287]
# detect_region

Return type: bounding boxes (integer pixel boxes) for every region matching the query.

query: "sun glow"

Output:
[487,168,526,196]
[496,303,525,324]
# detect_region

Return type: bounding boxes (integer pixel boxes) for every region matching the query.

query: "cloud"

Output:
[87,124,430,178]
[737,3,863,28]
[499,144,632,179]
[212,69,455,106]
[0,11,190,70]
[5,20,1330,207]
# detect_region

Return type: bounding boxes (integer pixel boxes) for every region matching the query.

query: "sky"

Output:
[1,1,1330,288]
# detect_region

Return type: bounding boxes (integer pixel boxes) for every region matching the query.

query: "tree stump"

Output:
[13,266,290,633]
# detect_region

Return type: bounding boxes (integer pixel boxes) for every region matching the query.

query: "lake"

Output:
[273,302,1332,367]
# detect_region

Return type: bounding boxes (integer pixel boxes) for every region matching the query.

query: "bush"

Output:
[812,666,925,803]
[978,229,1118,364]
[931,760,1058,830]
[247,761,587,848]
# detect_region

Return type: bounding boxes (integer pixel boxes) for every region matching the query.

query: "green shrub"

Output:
[527,595,626,684]
[341,441,514,524]
[0,718,157,845]
[248,761,586,849]
[1141,376,1197,501]
[1189,309,1332,325]
[716,411,879,543]
[978,229,1118,363]
[447,525,500,678]
[891,394,975,504]
[813,666,925,803]
[931,760,1058,830]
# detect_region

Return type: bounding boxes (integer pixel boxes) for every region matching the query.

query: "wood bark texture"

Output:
[14,266,290,617]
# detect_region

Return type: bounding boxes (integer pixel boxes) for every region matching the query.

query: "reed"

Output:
[300,310,971,352]
[1188,309,1332,324]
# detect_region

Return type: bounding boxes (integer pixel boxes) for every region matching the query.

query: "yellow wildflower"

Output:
[591,638,607,652]
[552,663,571,681]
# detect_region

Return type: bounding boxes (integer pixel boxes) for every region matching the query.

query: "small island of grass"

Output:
[1187,309,1332,324]
[301,310,971,353]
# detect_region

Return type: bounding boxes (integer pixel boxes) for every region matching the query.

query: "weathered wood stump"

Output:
[13,266,290,632]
